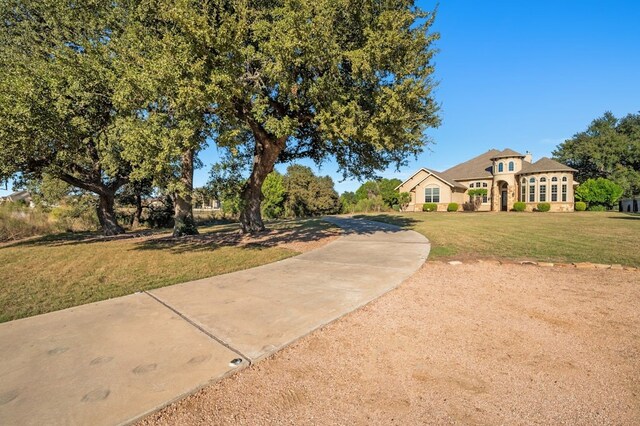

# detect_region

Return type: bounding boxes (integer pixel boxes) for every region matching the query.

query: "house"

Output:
[0,190,34,208]
[396,149,577,212]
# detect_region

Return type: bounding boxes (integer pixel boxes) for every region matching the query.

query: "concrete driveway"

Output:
[0,217,429,425]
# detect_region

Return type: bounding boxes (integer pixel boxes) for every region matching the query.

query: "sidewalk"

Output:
[0,217,430,425]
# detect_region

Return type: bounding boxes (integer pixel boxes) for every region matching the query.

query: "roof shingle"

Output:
[519,157,577,174]
[442,149,500,180]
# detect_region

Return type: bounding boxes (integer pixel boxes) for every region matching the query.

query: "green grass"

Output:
[356,211,640,266]
[0,218,334,322]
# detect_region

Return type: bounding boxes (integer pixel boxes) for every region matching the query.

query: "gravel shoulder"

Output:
[139,262,640,425]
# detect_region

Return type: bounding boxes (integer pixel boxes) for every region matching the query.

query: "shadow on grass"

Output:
[133,218,341,254]
[0,229,162,249]
[608,213,640,220]
[351,213,420,229]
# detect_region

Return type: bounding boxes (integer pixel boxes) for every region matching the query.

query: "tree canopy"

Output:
[553,111,640,197]
[0,0,131,234]
[206,0,440,231]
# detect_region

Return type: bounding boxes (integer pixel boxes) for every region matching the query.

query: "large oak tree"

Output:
[0,0,131,235]
[209,0,441,232]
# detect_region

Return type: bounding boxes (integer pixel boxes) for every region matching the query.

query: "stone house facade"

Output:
[396,149,577,212]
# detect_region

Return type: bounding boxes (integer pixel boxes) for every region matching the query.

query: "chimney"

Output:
[524,151,532,164]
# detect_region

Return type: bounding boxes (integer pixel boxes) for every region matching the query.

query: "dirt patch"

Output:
[139,263,640,425]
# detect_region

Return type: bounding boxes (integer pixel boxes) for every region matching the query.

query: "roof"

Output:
[489,148,525,160]
[396,168,467,191]
[423,168,468,190]
[442,149,500,180]
[518,157,577,174]
[2,191,31,202]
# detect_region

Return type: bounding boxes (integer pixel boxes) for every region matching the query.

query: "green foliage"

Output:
[588,205,607,211]
[398,192,411,212]
[536,203,551,212]
[447,203,459,212]
[422,203,438,212]
[23,175,72,209]
[0,0,132,234]
[553,112,640,197]
[207,153,248,218]
[468,188,488,197]
[355,178,404,208]
[513,202,527,212]
[354,195,385,213]
[261,172,286,219]
[575,201,587,211]
[339,191,358,214]
[575,178,623,209]
[283,165,340,217]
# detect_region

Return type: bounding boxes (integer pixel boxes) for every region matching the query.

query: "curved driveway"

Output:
[0,217,429,426]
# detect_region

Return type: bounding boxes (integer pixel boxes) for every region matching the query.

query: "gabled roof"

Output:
[490,148,525,160]
[518,157,577,174]
[396,168,467,191]
[423,168,468,190]
[442,149,500,180]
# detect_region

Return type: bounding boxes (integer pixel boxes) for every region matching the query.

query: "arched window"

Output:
[552,177,558,182]
[529,177,536,202]
[498,163,504,173]
[425,185,440,203]
[562,176,567,182]
[508,161,514,171]
[540,177,547,182]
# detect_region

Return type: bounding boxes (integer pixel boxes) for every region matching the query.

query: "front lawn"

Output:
[356,211,640,266]
[0,219,335,322]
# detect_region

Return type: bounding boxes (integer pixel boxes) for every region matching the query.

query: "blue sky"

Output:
[2,0,639,197]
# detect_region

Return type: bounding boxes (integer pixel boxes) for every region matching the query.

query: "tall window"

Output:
[521,179,526,201]
[539,184,547,202]
[551,184,558,201]
[529,177,536,202]
[425,186,440,203]
[562,184,567,202]
[508,161,514,171]
[498,163,504,172]
[482,193,488,203]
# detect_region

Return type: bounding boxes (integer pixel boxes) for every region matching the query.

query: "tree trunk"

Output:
[173,148,198,237]
[96,191,125,236]
[132,192,143,229]
[239,134,286,233]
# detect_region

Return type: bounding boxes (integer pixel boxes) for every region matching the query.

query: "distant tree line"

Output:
[340,178,406,213]
[209,163,340,220]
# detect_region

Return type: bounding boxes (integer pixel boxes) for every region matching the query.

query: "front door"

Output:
[501,191,508,211]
